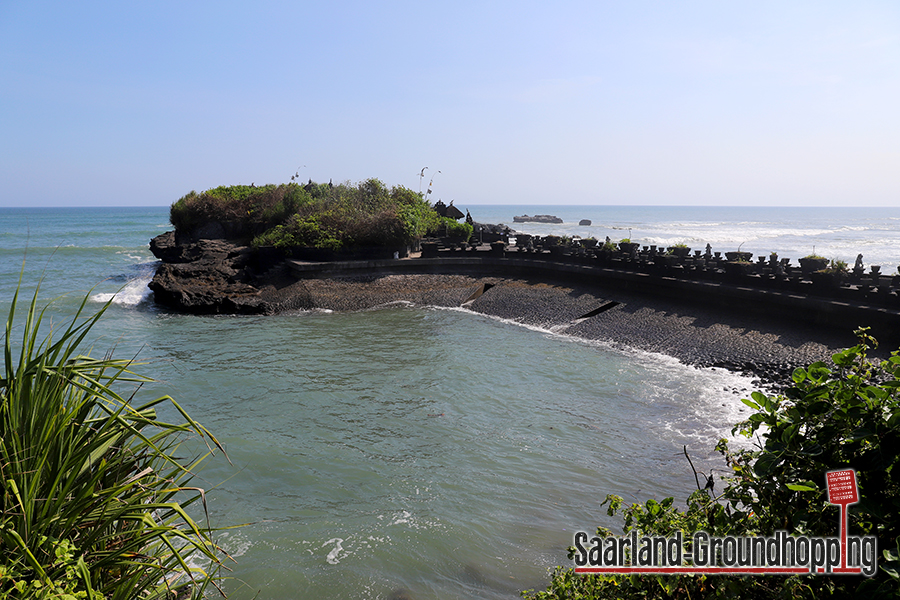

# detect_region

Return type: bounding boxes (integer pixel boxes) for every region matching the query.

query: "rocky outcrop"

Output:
[148,232,271,314]
[513,214,562,224]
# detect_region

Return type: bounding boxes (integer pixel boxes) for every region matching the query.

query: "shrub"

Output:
[823,259,849,274]
[170,184,290,238]
[393,186,441,240]
[169,190,200,232]
[252,214,342,252]
[258,185,314,225]
[442,218,473,241]
[524,328,900,599]
[177,178,436,251]
[1,281,228,599]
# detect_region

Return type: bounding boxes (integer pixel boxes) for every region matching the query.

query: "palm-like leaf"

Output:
[1,276,231,599]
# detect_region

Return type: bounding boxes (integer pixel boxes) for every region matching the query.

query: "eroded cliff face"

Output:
[148,231,270,314]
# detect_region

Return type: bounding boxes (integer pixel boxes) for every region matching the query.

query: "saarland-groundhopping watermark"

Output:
[572,469,877,576]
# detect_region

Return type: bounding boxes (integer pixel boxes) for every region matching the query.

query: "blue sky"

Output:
[1,1,898,207]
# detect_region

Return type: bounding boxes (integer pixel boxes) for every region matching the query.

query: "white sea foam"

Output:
[91,275,153,306]
[377,300,416,309]
[217,531,253,559]
[433,304,759,456]
[90,261,159,307]
[115,250,148,262]
[390,510,411,525]
[324,538,344,564]
[564,335,759,452]
[288,307,337,314]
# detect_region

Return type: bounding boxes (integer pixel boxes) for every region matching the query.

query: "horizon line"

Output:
[1,203,896,210]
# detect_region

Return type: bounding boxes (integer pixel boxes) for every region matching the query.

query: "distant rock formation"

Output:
[579,219,592,226]
[513,214,562,224]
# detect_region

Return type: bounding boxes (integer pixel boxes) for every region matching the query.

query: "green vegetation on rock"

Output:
[524,328,900,599]
[169,178,440,252]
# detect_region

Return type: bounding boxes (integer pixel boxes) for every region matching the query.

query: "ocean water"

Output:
[472,205,900,274]
[1,205,897,599]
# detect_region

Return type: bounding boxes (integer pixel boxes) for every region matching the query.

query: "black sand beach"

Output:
[255,271,865,387]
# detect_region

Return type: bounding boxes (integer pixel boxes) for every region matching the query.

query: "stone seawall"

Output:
[287,252,900,343]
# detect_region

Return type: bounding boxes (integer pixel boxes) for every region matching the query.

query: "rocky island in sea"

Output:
[513,214,563,223]
[147,179,900,387]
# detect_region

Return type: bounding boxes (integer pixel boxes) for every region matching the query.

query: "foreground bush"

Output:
[524,328,900,599]
[1,282,229,599]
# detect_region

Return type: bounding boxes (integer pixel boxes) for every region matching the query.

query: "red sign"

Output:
[826,469,858,505]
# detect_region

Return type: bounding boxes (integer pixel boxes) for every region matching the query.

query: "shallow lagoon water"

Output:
[139,307,754,599]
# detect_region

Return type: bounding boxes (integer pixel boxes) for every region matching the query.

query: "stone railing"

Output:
[424,236,900,310]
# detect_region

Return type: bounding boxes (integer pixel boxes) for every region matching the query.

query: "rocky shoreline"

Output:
[147,231,867,388]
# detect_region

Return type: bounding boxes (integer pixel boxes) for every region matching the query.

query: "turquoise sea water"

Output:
[1,205,898,599]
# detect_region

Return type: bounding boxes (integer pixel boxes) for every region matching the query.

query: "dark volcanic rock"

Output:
[149,231,190,263]
[148,233,269,314]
